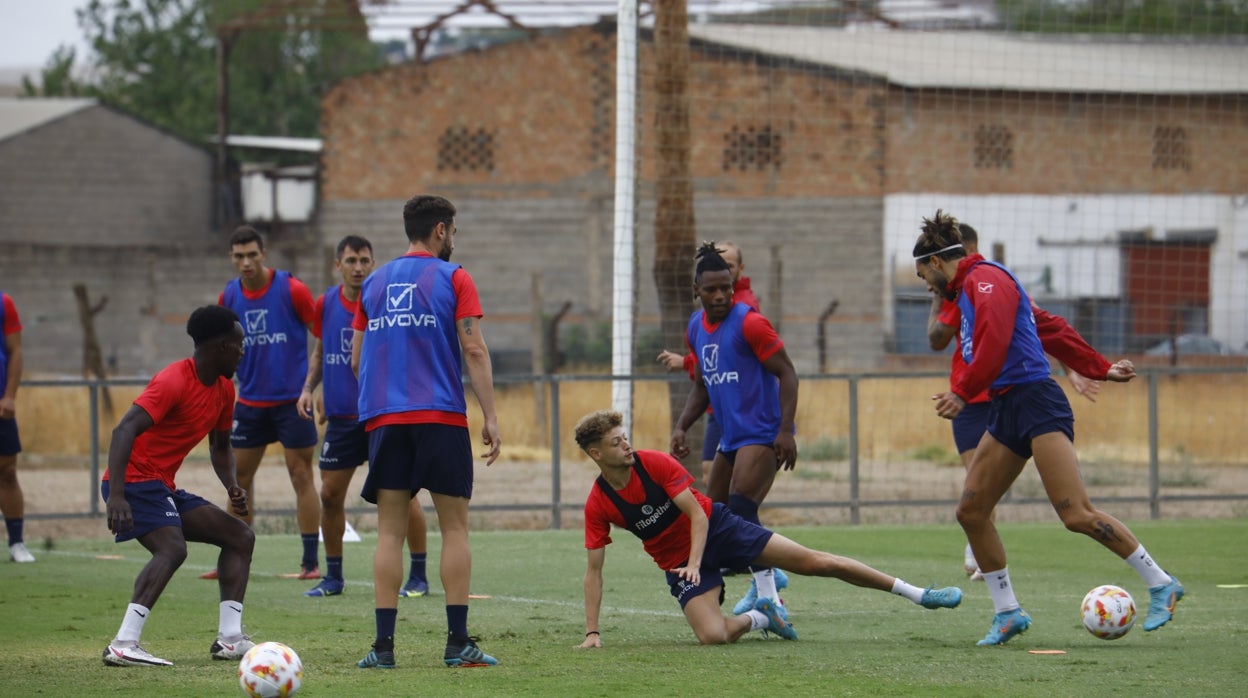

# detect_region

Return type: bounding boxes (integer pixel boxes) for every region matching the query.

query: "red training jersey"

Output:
[584,449,714,571]
[1,294,20,336]
[104,358,235,489]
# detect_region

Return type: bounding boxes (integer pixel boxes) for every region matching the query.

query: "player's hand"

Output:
[106,495,134,534]
[296,390,314,420]
[656,350,684,372]
[577,633,603,649]
[670,429,690,459]
[774,432,797,471]
[1067,370,1102,402]
[0,396,15,420]
[480,419,501,466]
[1105,359,1136,383]
[227,485,249,517]
[669,564,701,587]
[932,391,966,420]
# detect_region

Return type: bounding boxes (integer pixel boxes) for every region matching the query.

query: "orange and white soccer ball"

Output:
[1081,584,1136,640]
[239,641,303,698]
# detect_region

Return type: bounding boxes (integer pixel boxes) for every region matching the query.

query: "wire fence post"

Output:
[89,382,100,515]
[848,374,860,525]
[1148,371,1160,520]
[549,375,562,530]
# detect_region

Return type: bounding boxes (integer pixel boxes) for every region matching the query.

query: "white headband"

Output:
[914,243,963,261]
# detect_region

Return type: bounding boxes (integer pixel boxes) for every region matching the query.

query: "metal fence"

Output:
[23,365,1248,530]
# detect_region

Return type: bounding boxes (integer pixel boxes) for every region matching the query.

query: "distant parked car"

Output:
[1144,334,1234,356]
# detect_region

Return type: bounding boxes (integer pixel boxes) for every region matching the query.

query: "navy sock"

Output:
[727,494,761,525]
[408,552,427,582]
[446,604,469,640]
[5,518,22,545]
[301,533,319,569]
[327,556,344,581]
[374,608,397,649]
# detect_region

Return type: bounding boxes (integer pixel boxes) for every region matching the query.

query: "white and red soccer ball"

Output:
[1081,584,1136,640]
[239,641,303,698]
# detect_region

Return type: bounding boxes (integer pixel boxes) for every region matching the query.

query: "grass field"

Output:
[1,519,1244,697]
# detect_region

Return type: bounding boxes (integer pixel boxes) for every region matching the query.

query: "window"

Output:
[722,125,783,172]
[1153,125,1190,171]
[438,127,495,172]
[973,124,1012,169]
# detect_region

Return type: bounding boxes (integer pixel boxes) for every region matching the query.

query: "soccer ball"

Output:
[1081,584,1136,640]
[239,641,303,698]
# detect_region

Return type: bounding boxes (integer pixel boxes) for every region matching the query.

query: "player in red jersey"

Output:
[0,291,33,563]
[100,306,256,667]
[576,410,962,647]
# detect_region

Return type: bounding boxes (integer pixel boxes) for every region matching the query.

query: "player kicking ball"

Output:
[574,410,962,647]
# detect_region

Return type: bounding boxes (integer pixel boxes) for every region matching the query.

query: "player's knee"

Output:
[955,502,987,529]
[1056,506,1097,535]
[695,627,731,645]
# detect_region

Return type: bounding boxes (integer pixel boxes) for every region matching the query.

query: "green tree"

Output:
[21,46,88,97]
[71,0,382,143]
[999,0,1248,34]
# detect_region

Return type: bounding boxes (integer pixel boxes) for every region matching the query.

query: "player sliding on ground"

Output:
[574,410,963,647]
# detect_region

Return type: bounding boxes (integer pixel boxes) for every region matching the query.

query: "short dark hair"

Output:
[912,209,968,262]
[574,410,623,451]
[402,195,456,243]
[957,223,978,247]
[336,235,372,258]
[229,225,264,250]
[694,241,731,283]
[187,305,239,346]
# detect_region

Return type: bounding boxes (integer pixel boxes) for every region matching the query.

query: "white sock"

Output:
[116,603,150,644]
[745,609,770,631]
[964,543,976,563]
[1126,544,1171,587]
[219,601,244,638]
[754,568,779,603]
[890,578,924,605]
[983,567,1020,614]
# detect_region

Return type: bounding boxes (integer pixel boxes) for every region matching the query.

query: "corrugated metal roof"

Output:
[686,26,1248,94]
[0,97,96,142]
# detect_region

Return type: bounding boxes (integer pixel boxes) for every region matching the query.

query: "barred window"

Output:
[973,124,1013,169]
[722,125,783,172]
[438,127,495,172]
[1153,125,1190,171]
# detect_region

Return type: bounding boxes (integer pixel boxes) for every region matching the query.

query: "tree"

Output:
[69,0,382,143]
[21,46,88,97]
[653,0,701,480]
[999,0,1248,34]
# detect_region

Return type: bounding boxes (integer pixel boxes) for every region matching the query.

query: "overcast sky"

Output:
[0,1,88,69]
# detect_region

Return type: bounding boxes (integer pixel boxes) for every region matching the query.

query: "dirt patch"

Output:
[19,453,1248,543]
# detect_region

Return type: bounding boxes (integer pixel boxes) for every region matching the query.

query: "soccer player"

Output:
[913,210,1184,646]
[925,222,1102,579]
[0,290,34,563]
[100,305,256,667]
[657,241,759,484]
[297,235,430,599]
[576,409,962,647]
[351,194,501,670]
[670,241,798,622]
[216,226,321,580]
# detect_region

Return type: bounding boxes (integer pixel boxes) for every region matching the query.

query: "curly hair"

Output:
[694,240,731,282]
[912,209,968,262]
[573,410,623,451]
[186,305,239,346]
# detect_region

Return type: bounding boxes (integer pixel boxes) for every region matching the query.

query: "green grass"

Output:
[1,520,1245,696]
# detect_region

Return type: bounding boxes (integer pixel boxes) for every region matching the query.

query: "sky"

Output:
[0,1,89,70]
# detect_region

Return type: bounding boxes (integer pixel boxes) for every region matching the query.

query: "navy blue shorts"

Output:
[665,502,773,608]
[319,418,369,471]
[986,378,1074,460]
[100,479,212,542]
[701,412,722,462]
[0,417,20,456]
[951,401,991,454]
[362,423,473,504]
[230,401,319,450]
